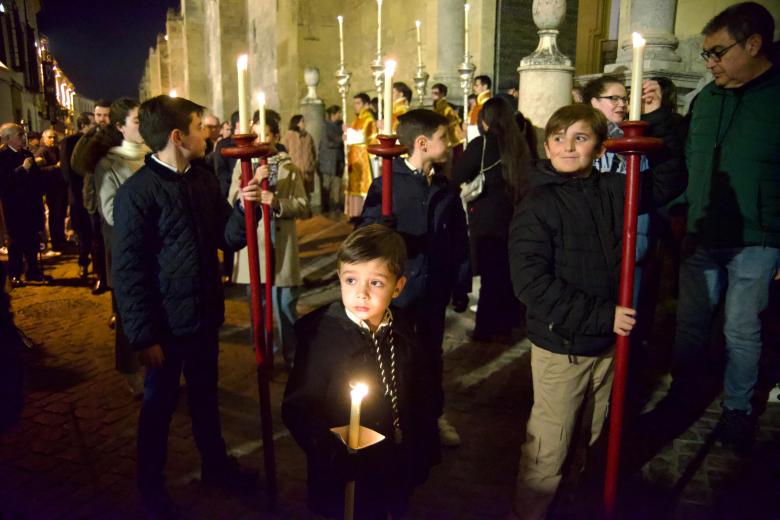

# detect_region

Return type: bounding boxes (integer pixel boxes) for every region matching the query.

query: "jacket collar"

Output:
[145,153,191,179]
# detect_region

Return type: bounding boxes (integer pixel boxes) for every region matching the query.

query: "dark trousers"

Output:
[68,177,104,281]
[137,328,227,492]
[410,302,446,417]
[90,213,107,284]
[473,236,521,337]
[7,226,40,278]
[46,179,68,250]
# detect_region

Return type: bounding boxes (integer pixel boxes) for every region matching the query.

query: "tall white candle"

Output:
[348,383,368,449]
[236,54,250,134]
[257,91,267,142]
[415,21,423,67]
[337,16,345,64]
[383,60,396,133]
[629,32,646,121]
[376,0,382,55]
[464,3,470,58]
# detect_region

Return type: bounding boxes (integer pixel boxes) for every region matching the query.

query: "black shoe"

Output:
[26,274,53,284]
[9,276,25,288]
[717,407,755,454]
[78,265,89,279]
[91,280,107,295]
[140,487,186,520]
[201,456,258,492]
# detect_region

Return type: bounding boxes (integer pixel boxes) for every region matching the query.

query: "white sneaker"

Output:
[438,416,461,447]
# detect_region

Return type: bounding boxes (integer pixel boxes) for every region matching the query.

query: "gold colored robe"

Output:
[434,98,464,148]
[391,98,409,134]
[468,91,491,125]
[345,108,378,217]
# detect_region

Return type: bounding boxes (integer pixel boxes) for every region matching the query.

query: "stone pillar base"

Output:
[518,65,574,157]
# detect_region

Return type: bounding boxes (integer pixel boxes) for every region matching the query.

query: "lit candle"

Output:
[376,0,382,55]
[257,91,267,142]
[629,32,646,121]
[348,383,368,449]
[236,54,250,134]
[168,89,177,98]
[464,3,470,59]
[337,16,345,64]
[415,21,422,68]
[383,60,396,133]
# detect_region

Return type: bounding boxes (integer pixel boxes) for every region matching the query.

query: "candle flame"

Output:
[237,54,248,70]
[632,32,645,47]
[168,89,177,98]
[257,91,266,104]
[377,0,382,6]
[350,382,368,402]
[385,59,397,75]
[465,3,470,12]
[337,15,343,23]
[416,20,421,28]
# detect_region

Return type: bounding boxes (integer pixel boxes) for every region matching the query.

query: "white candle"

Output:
[629,32,645,121]
[348,383,368,449]
[337,16,345,64]
[237,54,250,134]
[376,0,382,55]
[383,60,396,133]
[257,91,267,142]
[464,3,470,58]
[415,21,422,68]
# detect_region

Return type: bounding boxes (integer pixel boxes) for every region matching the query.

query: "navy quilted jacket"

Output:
[112,154,254,350]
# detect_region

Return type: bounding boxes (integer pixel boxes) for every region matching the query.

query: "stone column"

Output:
[157,35,170,95]
[300,67,325,214]
[149,46,162,97]
[606,0,682,73]
[181,0,209,107]
[166,10,185,97]
[518,0,574,156]
[434,0,465,104]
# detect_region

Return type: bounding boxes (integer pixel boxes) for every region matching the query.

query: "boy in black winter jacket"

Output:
[360,109,469,447]
[507,104,686,519]
[282,225,439,518]
[112,96,263,515]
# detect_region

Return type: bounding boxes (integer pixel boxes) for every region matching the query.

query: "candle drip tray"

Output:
[330,426,385,452]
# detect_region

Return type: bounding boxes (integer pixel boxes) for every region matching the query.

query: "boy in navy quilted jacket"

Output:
[112,95,262,515]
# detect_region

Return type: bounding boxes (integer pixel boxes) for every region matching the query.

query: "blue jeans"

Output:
[673,244,779,413]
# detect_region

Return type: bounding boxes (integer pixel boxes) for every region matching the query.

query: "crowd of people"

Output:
[0,2,778,518]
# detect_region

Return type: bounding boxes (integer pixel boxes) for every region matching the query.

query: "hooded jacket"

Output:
[509,158,686,356]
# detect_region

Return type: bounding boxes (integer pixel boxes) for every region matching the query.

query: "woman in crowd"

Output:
[280,114,317,196]
[94,97,150,397]
[453,97,531,342]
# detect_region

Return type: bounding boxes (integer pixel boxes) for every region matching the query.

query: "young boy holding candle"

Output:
[507,104,686,519]
[282,224,439,519]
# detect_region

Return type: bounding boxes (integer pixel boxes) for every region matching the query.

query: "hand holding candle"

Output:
[237,54,250,134]
[347,382,368,449]
[257,91,267,142]
[382,60,396,133]
[629,32,646,121]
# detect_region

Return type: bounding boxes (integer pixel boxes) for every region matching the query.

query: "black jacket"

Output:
[112,155,253,349]
[452,134,514,240]
[282,302,438,518]
[360,158,468,309]
[0,147,45,234]
[318,119,345,177]
[211,137,238,200]
[509,159,686,356]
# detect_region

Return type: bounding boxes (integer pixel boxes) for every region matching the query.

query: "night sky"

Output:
[37,0,179,101]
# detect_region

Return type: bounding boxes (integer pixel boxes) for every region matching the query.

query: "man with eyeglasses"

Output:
[668,2,779,453]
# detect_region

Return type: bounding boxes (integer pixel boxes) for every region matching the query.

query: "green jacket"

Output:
[685,66,780,248]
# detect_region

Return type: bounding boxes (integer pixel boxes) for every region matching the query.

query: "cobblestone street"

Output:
[1,214,779,519]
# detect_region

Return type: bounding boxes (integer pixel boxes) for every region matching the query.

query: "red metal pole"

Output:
[259,157,274,371]
[602,121,662,518]
[368,135,407,217]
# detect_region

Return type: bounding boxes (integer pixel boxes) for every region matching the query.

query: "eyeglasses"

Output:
[596,95,628,105]
[700,39,744,62]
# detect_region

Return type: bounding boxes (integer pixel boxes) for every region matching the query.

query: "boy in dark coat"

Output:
[507,104,686,519]
[359,109,468,447]
[283,224,438,518]
[112,95,262,514]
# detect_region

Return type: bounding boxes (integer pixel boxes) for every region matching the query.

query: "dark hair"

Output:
[338,224,407,279]
[94,99,112,109]
[110,97,140,130]
[648,76,678,113]
[230,110,240,129]
[582,74,624,104]
[396,109,448,152]
[703,2,775,55]
[431,83,448,96]
[479,97,531,203]
[354,93,371,105]
[76,112,93,130]
[326,105,341,117]
[392,82,412,102]
[138,95,204,152]
[288,114,304,132]
[571,85,585,103]
[468,93,477,103]
[474,75,492,90]
[545,104,609,147]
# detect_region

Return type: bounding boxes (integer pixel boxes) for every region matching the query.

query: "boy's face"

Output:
[544,120,605,178]
[415,125,449,163]
[339,259,406,330]
[178,112,207,159]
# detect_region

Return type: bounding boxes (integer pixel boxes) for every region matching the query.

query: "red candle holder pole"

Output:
[258,158,274,372]
[220,134,278,507]
[368,135,407,216]
[602,121,662,518]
